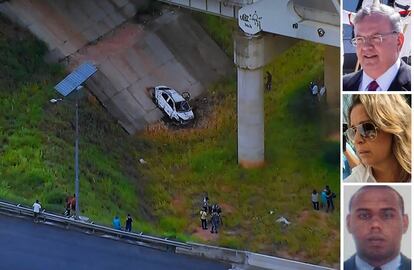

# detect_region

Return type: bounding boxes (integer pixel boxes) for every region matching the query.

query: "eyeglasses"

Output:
[345,122,379,142]
[350,32,397,47]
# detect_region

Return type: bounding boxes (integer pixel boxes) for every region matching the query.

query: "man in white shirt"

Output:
[343,3,411,91]
[344,186,411,270]
[33,199,42,223]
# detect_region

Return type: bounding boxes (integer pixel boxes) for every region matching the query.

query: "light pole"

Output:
[74,85,81,220]
[53,61,97,220]
[50,85,82,220]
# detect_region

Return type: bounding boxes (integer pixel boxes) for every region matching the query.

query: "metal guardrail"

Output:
[0,200,191,251]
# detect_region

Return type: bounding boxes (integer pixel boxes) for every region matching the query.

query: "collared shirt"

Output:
[359,58,401,91]
[344,164,411,183]
[355,254,401,270]
[344,164,376,182]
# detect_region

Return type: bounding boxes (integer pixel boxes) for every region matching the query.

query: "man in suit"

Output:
[343,3,411,91]
[344,186,411,270]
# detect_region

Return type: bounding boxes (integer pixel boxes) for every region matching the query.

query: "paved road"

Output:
[0,214,230,270]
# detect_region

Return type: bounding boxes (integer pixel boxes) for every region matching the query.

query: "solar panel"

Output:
[54,62,97,96]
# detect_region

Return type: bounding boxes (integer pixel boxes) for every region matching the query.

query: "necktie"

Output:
[367,80,379,91]
[373,267,382,270]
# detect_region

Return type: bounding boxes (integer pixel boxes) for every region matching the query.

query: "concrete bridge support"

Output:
[324,45,340,109]
[237,62,265,168]
[234,32,297,168]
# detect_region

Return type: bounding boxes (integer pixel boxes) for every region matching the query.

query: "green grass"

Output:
[138,40,340,265]
[0,13,339,267]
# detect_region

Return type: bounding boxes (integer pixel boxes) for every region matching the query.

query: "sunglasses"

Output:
[345,122,379,142]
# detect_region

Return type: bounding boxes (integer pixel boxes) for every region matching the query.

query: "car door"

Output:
[165,98,175,118]
[159,92,169,109]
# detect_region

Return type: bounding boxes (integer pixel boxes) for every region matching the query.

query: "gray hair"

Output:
[353,4,402,33]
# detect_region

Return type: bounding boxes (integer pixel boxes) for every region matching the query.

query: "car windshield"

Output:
[176,101,191,112]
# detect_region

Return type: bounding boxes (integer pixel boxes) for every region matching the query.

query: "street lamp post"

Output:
[74,85,81,219]
[50,85,82,219]
[53,61,97,220]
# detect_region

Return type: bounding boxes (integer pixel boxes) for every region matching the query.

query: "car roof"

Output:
[158,86,185,102]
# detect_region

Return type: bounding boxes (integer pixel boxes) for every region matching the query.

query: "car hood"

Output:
[178,110,194,120]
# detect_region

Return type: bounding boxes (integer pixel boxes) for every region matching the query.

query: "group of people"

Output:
[33,195,134,233]
[112,214,133,232]
[308,82,326,102]
[200,196,223,234]
[311,186,335,213]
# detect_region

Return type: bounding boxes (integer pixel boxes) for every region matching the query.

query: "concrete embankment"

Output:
[0,0,233,133]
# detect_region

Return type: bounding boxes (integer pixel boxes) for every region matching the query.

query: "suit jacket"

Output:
[343,61,411,91]
[344,254,412,270]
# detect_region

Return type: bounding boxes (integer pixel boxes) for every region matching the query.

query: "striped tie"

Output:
[367,80,379,91]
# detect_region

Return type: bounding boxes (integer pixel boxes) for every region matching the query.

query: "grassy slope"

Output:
[0,14,339,266]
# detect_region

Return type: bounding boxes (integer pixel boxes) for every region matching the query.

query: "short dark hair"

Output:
[348,186,405,214]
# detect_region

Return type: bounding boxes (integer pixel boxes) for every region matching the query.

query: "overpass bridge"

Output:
[160,0,340,167]
[0,0,339,167]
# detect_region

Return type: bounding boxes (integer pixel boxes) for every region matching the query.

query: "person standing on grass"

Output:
[33,200,41,223]
[311,190,319,210]
[125,214,133,232]
[113,216,121,230]
[210,211,219,234]
[326,186,335,213]
[64,196,71,217]
[265,71,272,91]
[67,194,76,216]
[200,207,208,230]
[203,195,210,214]
[321,188,327,209]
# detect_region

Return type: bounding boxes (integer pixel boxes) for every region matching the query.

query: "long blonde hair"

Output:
[348,94,411,181]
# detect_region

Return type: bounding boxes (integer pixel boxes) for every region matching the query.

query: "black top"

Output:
[126,217,133,226]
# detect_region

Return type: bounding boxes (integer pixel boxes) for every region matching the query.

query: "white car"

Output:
[153,86,194,124]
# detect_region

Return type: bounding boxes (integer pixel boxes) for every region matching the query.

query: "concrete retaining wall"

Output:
[0,1,234,133]
[177,242,246,264]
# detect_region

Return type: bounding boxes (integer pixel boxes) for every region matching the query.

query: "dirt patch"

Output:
[172,195,187,216]
[192,226,220,241]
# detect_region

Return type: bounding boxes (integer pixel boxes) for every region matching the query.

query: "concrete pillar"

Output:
[237,65,265,168]
[324,45,340,109]
[321,45,340,138]
[234,32,265,168]
[234,32,298,168]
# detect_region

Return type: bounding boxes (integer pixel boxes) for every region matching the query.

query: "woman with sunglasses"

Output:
[344,94,411,182]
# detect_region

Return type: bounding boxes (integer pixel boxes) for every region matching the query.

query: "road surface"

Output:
[0,214,230,270]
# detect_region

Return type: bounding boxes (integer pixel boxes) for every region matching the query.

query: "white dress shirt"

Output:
[359,59,401,91]
[355,254,401,270]
[344,164,376,182]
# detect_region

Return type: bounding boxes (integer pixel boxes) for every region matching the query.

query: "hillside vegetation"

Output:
[0,13,339,267]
